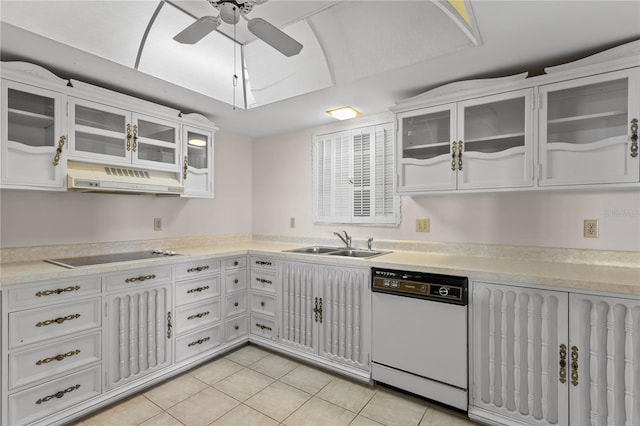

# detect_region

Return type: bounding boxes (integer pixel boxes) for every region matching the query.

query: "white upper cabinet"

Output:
[539,68,640,186]
[1,66,68,191]
[68,97,181,172]
[180,113,216,198]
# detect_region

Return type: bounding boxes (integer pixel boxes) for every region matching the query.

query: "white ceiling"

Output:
[1,1,639,138]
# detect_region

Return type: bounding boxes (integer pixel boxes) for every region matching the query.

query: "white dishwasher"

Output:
[371,267,469,411]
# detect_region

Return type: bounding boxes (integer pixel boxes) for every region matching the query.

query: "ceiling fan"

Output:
[173,0,303,57]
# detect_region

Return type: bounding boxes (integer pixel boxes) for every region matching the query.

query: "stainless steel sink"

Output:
[283,246,390,258]
[284,246,342,254]
[326,249,387,258]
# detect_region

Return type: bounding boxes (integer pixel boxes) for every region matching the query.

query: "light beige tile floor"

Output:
[73,344,478,426]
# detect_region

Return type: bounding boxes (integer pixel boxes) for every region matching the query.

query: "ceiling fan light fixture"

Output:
[326,106,361,120]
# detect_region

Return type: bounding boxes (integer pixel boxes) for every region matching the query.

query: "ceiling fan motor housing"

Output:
[210,0,254,24]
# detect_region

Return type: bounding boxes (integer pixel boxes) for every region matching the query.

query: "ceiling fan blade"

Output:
[173,16,221,44]
[247,17,303,57]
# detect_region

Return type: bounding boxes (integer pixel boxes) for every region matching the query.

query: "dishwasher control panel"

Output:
[371,268,467,305]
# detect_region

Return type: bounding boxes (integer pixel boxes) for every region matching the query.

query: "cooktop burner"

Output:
[45,250,180,269]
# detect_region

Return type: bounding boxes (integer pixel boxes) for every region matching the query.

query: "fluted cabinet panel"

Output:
[471,282,569,425]
[280,261,317,354]
[569,294,640,426]
[106,285,172,390]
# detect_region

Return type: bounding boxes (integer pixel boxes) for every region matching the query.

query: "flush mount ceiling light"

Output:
[326,106,361,120]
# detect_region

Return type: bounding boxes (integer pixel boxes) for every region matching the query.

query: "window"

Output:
[313,122,400,225]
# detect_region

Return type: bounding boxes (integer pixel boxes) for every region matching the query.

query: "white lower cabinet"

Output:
[279,261,371,372]
[470,281,640,426]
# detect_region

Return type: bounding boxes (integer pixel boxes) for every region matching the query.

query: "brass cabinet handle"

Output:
[255,323,272,331]
[186,285,209,294]
[318,297,323,323]
[451,141,457,171]
[132,124,138,152]
[183,155,188,179]
[52,135,66,166]
[125,274,156,283]
[255,261,272,266]
[571,345,579,386]
[187,311,210,320]
[35,384,80,405]
[187,336,210,347]
[256,278,272,285]
[36,349,81,366]
[313,297,323,323]
[559,344,567,384]
[631,118,638,158]
[36,313,80,327]
[36,285,80,297]
[126,123,132,151]
[187,265,210,273]
[458,140,463,170]
[167,311,172,339]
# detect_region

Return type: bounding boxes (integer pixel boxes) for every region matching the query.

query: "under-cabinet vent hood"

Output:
[67,161,183,195]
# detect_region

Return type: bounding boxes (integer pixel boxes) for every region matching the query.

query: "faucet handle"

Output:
[367,237,373,250]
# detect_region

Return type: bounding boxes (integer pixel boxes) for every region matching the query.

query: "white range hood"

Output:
[67,161,183,195]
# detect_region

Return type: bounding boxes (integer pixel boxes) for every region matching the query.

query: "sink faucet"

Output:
[334,230,352,248]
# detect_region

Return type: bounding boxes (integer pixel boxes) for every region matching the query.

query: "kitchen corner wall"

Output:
[0,131,253,248]
[252,112,640,252]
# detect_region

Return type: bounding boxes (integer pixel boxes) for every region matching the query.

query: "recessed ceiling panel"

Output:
[0,0,157,68]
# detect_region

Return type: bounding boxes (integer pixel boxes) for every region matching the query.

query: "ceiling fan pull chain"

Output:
[232,7,238,110]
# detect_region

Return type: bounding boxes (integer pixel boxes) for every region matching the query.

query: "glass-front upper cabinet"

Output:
[397,88,533,192]
[1,80,67,190]
[539,68,640,186]
[68,98,180,172]
[181,125,213,198]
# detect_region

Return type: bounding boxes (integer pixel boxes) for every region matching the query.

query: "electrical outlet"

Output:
[154,217,163,232]
[583,219,598,238]
[416,218,430,232]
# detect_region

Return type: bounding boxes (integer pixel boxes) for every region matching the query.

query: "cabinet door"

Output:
[568,294,640,426]
[458,89,534,190]
[317,266,370,371]
[279,261,317,354]
[1,80,66,190]
[539,69,640,186]
[68,98,131,164]
[182,125,213,198]
[105,284,172,390]
[132,113,180,172]
[470,282,568,425]
[396,104,457,192]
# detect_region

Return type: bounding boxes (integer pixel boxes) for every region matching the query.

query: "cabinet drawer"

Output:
[175,276,221,307]
[106,266,172,292]
[250,256,276,271]
[9,331,101,390]
[225,315,247,342]
[175,299,221,335]
[225,270,247,293]
[175,324,222,363]
[8,364,101,426]
[175,259,221,280]
[9,298,101,349]
[250,293,276,316]
[225,293,247,318]
[223,256,247,270]
[7,276,102,309]
[250,314,276,340]
[250,270,276,294]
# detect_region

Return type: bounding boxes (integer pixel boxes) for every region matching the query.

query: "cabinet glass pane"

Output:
[547,78,628,144]
[402,110,450,159]
[464,97,525,153]
[7,89,55,147]
[75,131,126,157]
[186,131,208,169]
[137,119,175,144]
[75,105,125,132]
[137,143,175,164]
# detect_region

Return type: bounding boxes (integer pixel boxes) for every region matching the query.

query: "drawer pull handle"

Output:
[234,325,240,330]
[571,345,579,386]
[559,344,567,384]
[187,285,210,294]
[255,261,272,266]
[256,278,272,285]
[187,265,210,273]
[125,274,156,283]
[52,135,66,166]
[187,311,210,320]
[36,285,80,297]
[36,313,81,327]
[188,337,210,347]
[35,384,80,405]
[233,261,239,266]
[234,279,239,284]
[260,301,265,307]
[36,349,81,366]
[255,323,272,331]
[234,302,239,307]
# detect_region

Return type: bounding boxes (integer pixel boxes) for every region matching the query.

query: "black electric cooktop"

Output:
[45,250,180,269]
